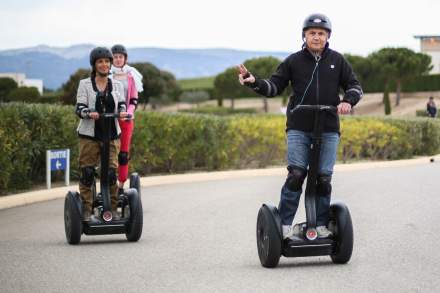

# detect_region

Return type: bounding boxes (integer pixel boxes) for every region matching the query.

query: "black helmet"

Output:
[89,47,113,67]
[302,13,332,38]
[111,44,128,58]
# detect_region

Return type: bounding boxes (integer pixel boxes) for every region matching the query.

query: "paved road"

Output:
[1,163,440,293]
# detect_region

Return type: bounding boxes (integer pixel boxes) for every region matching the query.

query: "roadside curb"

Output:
[1,155,438,210]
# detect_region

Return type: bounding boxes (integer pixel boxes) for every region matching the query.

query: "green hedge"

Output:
[130,112,236,173]
[179,106,257,116]
[339,116,440,161]
[1,103,440,194]
[361,74,440,93]
[38,93,62,104]
[402,74,440,92]
[416,110,428,117]
[0,103,79,193]
[416,109,439,118]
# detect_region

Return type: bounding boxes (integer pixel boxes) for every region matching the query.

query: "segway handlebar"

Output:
[100,113,132,119]
[86,110,132,120]
[292,105,337,113]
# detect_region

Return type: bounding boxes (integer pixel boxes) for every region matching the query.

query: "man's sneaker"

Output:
[316,225,333,238]
[282,224,302,240]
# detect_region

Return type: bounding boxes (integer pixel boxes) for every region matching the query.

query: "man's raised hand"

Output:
[237,64,256,85]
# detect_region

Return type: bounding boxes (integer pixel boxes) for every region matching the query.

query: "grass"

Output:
[178,76,215,90]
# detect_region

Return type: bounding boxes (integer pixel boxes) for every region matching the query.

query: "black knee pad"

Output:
[109,168,117,185]
[285,165,307,191]
[118,152,129,165]
[80,166,95,187]
[317,174,332,196]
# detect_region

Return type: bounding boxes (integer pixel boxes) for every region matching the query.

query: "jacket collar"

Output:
[302,42,330,60]
[91,76,113,93]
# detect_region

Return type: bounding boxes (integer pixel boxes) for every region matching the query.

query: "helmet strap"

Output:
[93,66,109,77]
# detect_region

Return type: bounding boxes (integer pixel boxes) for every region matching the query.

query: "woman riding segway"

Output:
[64,47,143,244]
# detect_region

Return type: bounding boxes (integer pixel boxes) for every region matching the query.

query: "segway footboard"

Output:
[83,219,128,235]
[282,237,335,257]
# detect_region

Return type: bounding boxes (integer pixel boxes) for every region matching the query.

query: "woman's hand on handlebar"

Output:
[88,112,100,120]
[337,102,352,115]
[119,111,131,120]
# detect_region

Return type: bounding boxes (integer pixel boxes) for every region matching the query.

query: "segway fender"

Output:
[64,191,83,244]
[125,188,143,242]
[68,191,82,218]
[256,204,283,267]
[330,201,354,264]
[330,201,351,235]
[125,188,140,213]
[129,172,141,198]
[262,204,283,239]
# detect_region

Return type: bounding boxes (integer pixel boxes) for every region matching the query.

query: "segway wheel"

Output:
[256,205,282,268]
[330,202,354,264]
[64,191,82,245]
[125,189,143,242]
[129,173,141,198]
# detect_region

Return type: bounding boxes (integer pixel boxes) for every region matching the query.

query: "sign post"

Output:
[46,149,70,189]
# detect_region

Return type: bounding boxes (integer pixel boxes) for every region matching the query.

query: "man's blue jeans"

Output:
[278,130,339,226]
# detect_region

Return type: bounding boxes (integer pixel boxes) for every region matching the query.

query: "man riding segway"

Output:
[238,13,362,266]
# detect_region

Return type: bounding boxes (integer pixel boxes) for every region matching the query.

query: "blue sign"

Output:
[49,149,68,171]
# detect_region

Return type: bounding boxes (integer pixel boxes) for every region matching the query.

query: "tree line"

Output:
[58,63,182,108]
[0,47,435,115]
[212,47,433,114]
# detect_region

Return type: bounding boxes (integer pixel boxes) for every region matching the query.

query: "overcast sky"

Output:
[0,0,438,56]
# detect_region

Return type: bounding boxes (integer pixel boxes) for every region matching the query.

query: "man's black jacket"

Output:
[248,44,363,133]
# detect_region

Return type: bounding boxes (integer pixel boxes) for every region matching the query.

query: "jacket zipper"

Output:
[315,55,321,105]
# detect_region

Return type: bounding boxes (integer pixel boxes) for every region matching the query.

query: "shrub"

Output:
[6,87,40,103]
[339,116,440,161]
[179,106,257,116]
[1,104,440,194]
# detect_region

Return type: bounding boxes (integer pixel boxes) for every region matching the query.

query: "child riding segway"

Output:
[110,44,144,199]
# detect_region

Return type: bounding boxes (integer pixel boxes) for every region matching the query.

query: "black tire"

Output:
[129,173,141,198]
[330,202,354,264]
[125,189,143,242]
[256,205,282,268]
[64,191,82,245]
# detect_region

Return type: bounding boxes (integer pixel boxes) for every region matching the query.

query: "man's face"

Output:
[304,28,329,52]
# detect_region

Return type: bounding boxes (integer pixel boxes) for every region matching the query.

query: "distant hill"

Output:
[0,44,289,90]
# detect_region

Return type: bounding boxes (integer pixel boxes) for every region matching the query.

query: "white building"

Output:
[414,35,440,74]
[23,79,44,94]
[0,72,44,94]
